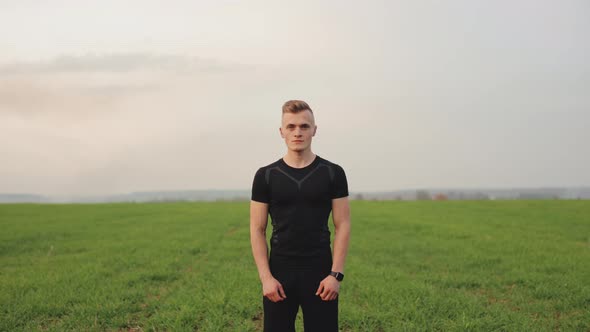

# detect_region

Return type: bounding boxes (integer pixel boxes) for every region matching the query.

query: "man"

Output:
[250,100,351,332]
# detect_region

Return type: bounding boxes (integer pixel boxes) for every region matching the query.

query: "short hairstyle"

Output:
[282,100,313,114]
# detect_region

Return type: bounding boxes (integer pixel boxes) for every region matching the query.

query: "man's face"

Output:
[280,110,317,153]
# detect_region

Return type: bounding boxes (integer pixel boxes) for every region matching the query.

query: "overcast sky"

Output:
[1,0,589,196]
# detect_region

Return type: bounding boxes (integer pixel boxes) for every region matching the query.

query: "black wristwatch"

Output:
[329,271,344,282]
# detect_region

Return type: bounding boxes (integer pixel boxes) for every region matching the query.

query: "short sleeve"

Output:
[331,164,349,199]
[251,168,270,203]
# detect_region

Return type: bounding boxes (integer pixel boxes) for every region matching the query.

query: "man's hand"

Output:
[262,277,287,302]
[315,275,340,301]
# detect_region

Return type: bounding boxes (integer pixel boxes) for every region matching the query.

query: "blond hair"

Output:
[282,100,313,114]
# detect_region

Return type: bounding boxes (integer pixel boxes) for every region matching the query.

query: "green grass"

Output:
[1,200,589,331]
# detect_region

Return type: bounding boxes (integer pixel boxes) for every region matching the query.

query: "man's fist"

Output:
[262,277,287,302]
[315,275,340,301]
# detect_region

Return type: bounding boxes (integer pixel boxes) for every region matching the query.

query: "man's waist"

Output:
[269,248,332,270]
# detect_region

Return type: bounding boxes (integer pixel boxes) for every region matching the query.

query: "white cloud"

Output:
[0,53,245,75]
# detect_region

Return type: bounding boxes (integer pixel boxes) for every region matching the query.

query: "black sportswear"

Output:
[251,155,349,259]
[252,155,348,332]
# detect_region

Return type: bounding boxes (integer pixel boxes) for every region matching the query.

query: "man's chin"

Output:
[289,146,306,152]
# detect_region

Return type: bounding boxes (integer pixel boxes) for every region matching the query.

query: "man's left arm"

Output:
[330,196,351,273]
[316,196,351,301]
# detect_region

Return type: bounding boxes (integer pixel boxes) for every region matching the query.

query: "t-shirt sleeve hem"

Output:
[331,193,349,199]
[251,197,270,204]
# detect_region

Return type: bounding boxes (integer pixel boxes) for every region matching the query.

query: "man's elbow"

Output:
[251,223,267,236]
[334,217,351,232]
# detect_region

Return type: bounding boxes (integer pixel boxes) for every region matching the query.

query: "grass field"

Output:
[1,200,589,331]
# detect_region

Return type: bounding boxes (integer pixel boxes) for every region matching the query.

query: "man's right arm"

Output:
[250,200,286,302]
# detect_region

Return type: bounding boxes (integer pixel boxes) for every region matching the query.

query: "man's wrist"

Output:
[260,273,273,282]
[329,271,344,282]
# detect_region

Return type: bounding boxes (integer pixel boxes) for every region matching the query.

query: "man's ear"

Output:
[313,125,317,136]
[279,127,284,138]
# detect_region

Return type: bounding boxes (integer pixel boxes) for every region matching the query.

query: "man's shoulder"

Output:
[316,156,345,170]
[253,159,282,179]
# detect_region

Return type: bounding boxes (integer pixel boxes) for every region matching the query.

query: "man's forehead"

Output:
[282,111,315,125]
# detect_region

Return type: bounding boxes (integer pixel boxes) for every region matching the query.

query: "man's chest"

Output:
[269,171,332,205]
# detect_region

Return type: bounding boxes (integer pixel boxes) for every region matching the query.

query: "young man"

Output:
[250,100,351,332]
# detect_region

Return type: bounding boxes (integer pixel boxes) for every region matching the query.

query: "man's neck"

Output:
[283,150,316,168]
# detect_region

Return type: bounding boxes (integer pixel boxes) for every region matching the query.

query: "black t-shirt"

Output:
[251,155,348,259]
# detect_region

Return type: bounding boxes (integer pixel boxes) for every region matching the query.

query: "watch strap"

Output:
[329,271,344,281]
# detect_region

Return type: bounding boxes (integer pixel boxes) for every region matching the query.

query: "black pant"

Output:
[263,253,338,332]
